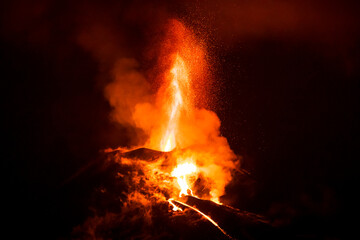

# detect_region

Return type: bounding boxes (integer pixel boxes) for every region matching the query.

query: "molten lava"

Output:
[105,19,239,238]
[157,52,199,197]
[168,198,232,238]
[160,54,190,152]
[171,162,197,197]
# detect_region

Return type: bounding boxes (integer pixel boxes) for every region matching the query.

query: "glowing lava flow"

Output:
[168,198,232,239]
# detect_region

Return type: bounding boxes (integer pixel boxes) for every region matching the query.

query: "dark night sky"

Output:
[1,0,359,238]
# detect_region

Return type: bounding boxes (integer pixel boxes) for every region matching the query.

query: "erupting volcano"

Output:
[75,19,269,239]
[107,19,239,203]
[2,0,354,238]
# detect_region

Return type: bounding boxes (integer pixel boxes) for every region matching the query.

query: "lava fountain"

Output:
[159,54,190,152]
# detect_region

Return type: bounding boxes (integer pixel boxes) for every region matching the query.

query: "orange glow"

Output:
[159,54,190,152]
[171,161,197,197]
[168,198,231,238]
[168,198,183,212]
[108,19,239,220]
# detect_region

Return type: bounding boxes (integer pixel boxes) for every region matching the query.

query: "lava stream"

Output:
[168,198,233,239]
